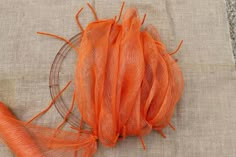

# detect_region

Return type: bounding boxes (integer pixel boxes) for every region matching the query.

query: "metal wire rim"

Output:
[49,33,82,128]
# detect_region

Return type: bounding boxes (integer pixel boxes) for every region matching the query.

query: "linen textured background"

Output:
[0,0,235,156]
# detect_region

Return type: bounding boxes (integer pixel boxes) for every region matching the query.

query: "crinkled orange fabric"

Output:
[75,7,183,148]
[0,4,184,157]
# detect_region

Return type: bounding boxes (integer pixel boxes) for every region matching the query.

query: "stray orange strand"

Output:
[87,3,99,21]
[75,8,84,32]
[25,81,72,125]
[116,1,125,23]
[169,40,183,55]
[141,13,147,25]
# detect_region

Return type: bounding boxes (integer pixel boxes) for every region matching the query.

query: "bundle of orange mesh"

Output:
[0,3,184,157]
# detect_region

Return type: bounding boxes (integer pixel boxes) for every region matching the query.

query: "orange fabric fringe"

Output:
[0,2,184,157]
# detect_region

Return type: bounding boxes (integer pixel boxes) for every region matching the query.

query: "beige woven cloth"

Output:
[0,0,235,156]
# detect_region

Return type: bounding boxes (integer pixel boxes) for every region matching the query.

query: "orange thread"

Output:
[138,136,146,150]
[25,81,72,125]
[49,92,76,144]
[158,130,166,138]
[37,32,79,52]
[116,2,125,23]
[169,40,183,55]
[141,14,147,25]
[168,122,176,131]
[75,8,84,32]
[87,3,98,20]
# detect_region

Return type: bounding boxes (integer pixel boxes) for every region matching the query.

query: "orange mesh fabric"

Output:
[74,6,184,151]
